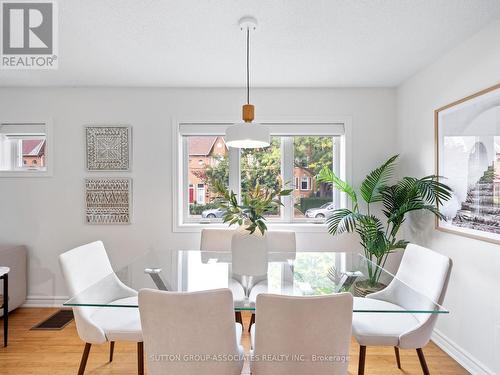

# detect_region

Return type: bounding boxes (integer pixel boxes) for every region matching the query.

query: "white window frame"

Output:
[172,116,352,233]
[300,176,311,191]
[0,120,53,177]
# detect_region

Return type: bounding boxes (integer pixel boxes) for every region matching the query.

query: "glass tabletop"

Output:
[64,250,448,314]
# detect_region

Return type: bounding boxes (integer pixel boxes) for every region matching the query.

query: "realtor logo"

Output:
[1,0,58,69]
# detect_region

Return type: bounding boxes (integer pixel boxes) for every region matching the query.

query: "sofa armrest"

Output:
[0,245,27,316]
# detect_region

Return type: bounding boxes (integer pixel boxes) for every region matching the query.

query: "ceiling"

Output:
[1,0,500,87]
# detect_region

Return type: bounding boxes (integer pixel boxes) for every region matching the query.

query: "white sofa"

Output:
[0,245,27,317]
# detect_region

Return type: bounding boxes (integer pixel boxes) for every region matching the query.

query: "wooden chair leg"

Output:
[394,346,401,369]
[416,348,430,375]
[358,345,366,375]
[248,313,255,332]
[3,273,8,347]
[235,311,243,324]
[109,341,115,362]
[78,343,92,375]
[137,342,144,375]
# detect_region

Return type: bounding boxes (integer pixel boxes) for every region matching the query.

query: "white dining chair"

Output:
[199,228,296,253]
[200,228,296,330]
[200,228,245,324]
[200,228,235,252]
[352,244,452,375]
[139,288,244,375]
[248,230,296,330]
[250,293,353,375]
[59,241,143,375]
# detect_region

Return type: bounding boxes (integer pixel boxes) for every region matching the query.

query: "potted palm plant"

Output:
[317,155,452,295]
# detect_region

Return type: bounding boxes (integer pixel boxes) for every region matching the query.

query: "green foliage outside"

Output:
[240,138,282,193]
[189,202,219,215]
[199,137,334,195]
[293,253,337,294]
[293,136,333,175]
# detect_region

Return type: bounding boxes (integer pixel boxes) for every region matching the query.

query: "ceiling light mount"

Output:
[239,16,257,32]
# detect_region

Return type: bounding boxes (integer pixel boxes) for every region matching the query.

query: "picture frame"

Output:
[85,177,132,225]
[435,83,500,244]
[85,125,132,171]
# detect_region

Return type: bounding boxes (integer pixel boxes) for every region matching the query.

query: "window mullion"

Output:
[333,136,342,209]
[281,137,294,222]
[228,147,241,203]
[182,136,190,223]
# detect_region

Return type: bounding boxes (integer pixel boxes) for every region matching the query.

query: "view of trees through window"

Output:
[185,135,336,221]
[186,136,228,218]
[293,136,334,219]
[241,137,281,217]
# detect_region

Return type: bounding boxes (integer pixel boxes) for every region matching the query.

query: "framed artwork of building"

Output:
[86,125,131,171]
[85,178,132,224]
[435,83,500,243]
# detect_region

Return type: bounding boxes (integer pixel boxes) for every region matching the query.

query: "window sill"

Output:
[174,221,330,233]
[0,170,52,178]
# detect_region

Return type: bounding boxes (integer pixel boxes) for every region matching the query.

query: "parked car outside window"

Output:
[305,203,335,219]
[201,207,226,219]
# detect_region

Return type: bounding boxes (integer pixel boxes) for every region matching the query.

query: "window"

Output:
[196,184,206,205]
[176,121,346,228]
[293,136,334,220]
[185,135,229,220]
[300,176,310,190]
[0,122,51,176]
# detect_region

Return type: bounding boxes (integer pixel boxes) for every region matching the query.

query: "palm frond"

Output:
[325,208,358,235]
[356,215,388,259]
[387,199,425,224]
[360,155,398,204]
[414,176,453,206]
[317,166,358,210]
[389,239,409,251]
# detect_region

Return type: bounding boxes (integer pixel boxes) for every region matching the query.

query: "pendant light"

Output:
[225,17,270,149]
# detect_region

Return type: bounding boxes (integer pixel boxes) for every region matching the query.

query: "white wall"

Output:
[0,87,397,304]
[397,17,500,375]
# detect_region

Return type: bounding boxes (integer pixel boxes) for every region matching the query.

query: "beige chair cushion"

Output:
[352,298,420,346]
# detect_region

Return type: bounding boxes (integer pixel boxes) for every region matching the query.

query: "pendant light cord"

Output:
[246,27,250,105]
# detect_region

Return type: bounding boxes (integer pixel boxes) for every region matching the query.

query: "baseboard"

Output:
[22,295,69,308]
[432,328,495,375]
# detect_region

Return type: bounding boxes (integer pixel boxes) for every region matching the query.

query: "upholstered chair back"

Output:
[252,293,353,375]
[139,288,244,375]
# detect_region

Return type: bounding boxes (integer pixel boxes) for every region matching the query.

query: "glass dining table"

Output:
[64,250,448,315]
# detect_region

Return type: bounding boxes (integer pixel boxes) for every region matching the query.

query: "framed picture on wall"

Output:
[435,83,500,244]
[86,125,132,171]
[85,178,132,224]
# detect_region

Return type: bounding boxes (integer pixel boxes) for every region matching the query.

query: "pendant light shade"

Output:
[225,17,270,149]
[225,121,270,148]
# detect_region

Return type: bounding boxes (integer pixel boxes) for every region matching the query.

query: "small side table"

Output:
[0,266,9,347]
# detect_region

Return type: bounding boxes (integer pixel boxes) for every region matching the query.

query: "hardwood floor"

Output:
[0,308,468,375]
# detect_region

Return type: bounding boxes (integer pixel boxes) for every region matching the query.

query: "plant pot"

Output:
[231,228,268,277]
[353,279,387,298]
